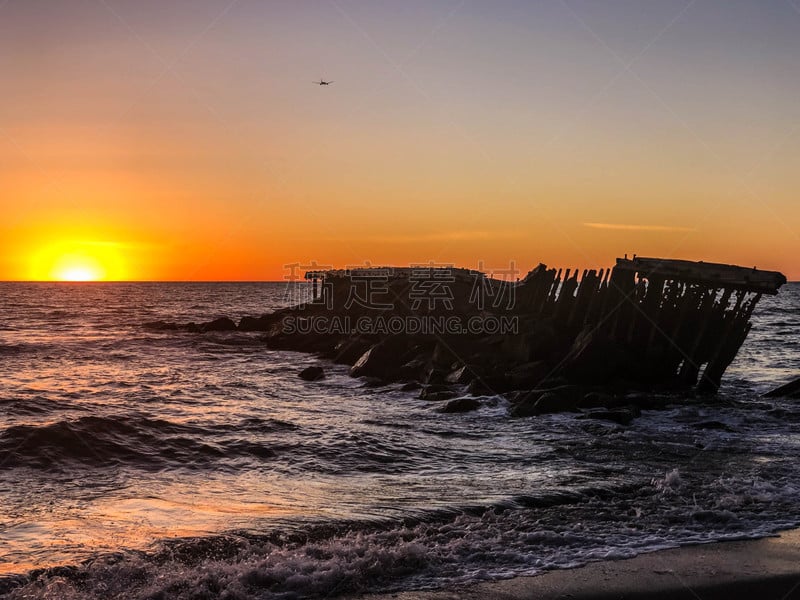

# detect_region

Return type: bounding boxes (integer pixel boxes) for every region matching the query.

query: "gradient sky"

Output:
[1,0,799,280]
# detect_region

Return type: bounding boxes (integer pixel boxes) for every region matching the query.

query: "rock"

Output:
[508,387,581,417]
[419,385,457,401]
[467,374,511,396]
[200,317,237,332]
[423,366,448,384]
[506,361,549,390]
[541,385,585,405]
[266,323,339,354]
[534,391,577,414]
[298,366,325,381]
[399,357,428,381]
[430,339,472,367]
[400,381,422,392]
[238,315,272,332]
[438,397,481,413]
[143,320,180,331]
[633,395,669,410]
[350,338,408,380]
[333,337,373,365]
[691,420,735,432]
[578,391,630,409]
[508,391,542,418]
[446,365,475,384]
[579,421,622,435]
[362,376,389,388]
[764,377,800,398]
[578,391,614,409]
[585,407,640,426]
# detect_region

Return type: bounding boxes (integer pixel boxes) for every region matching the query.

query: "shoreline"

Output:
[351,528,800,600]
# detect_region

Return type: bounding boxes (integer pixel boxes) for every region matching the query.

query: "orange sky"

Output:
[1,1,798,281]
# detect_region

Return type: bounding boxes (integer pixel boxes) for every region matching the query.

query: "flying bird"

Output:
[313,79,333,85]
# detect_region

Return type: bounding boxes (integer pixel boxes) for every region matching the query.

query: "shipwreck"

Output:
[293,257,786,393]
[165,256,786,416]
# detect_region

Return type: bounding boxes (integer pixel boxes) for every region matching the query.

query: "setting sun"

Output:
[53,257,103,282]
[29,241,128,281]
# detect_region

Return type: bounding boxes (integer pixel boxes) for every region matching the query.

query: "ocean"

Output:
[1,281,799,599]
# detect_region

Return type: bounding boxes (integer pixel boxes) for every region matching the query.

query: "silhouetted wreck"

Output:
[294,257,785,395]
[516,257,785,393]
[169,256,785,415]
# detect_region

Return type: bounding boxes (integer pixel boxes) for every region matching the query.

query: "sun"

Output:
[29,241,128,281]
[52,254,105,282]
[56,263,102,282]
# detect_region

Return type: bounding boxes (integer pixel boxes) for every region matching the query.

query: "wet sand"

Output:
[353,529,800,600]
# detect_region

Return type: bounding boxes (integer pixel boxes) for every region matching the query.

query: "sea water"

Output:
[0,282,798,598]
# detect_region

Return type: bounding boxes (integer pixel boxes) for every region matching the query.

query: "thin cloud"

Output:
[583,222,696,233]
[75,240,162,250]
[323,231,520,244]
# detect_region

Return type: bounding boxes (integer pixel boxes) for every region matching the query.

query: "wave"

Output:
[0,343,50,356]
[0,415,295,471]
[3,476,799,600]
[0,396,77,416]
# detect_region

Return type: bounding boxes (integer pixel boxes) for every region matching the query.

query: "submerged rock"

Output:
[534,391,576,414]
[508,391,540,418]
[238,315,272,332]
[400,381,422,392]
[764,377,800,398]
[419,385,457,401]
[438,397,481,413]
[578,391,631,409]
[200,317,237,332]
[691,420,736,432]
[361,376,389,388]
[467,374,511,396]
[298,366,325,381]
[584,406,641,426]
[143,320,180,331]
[509,387,580,417]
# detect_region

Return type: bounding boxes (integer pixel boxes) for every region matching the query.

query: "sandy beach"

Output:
[352,529,800,600]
